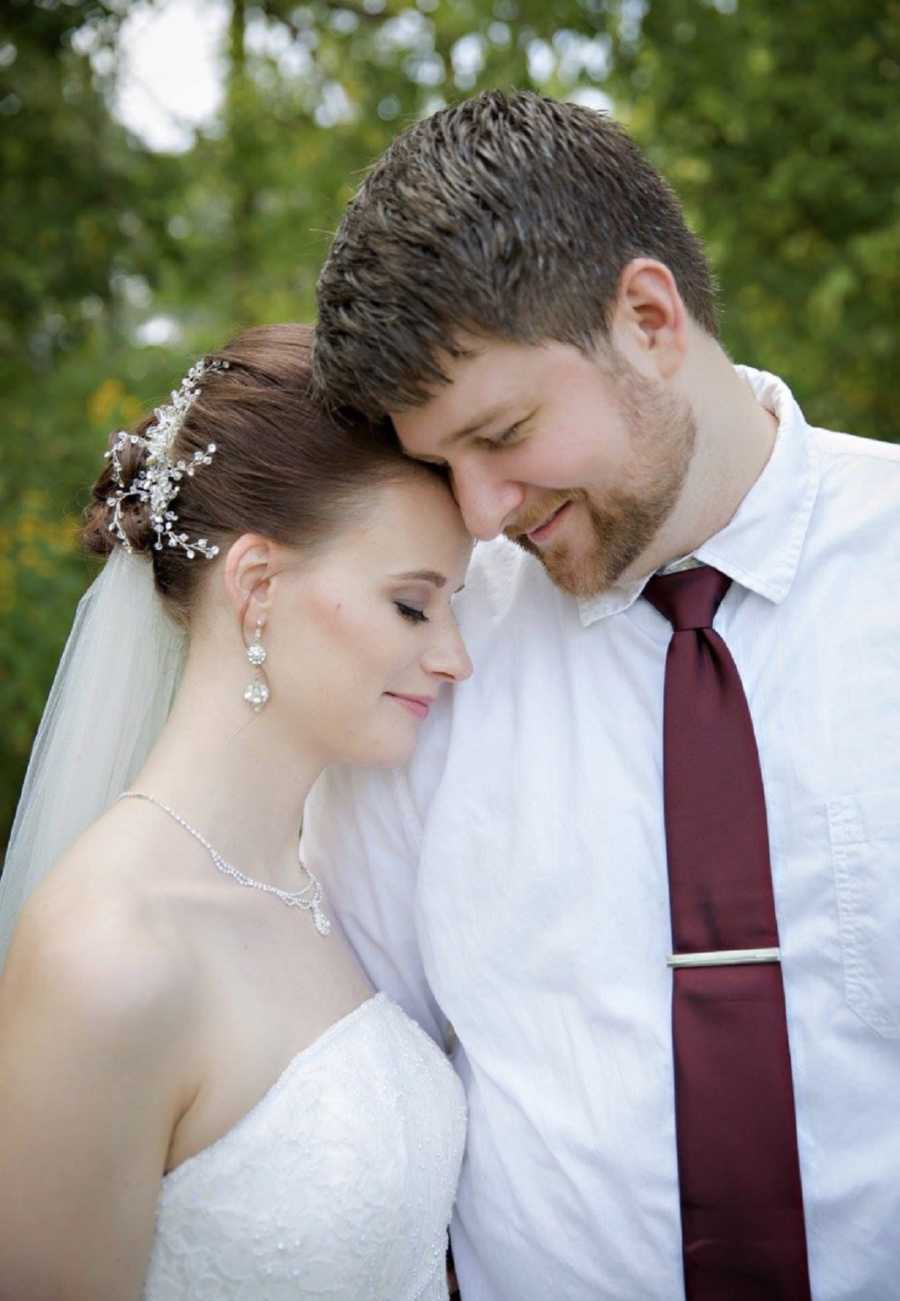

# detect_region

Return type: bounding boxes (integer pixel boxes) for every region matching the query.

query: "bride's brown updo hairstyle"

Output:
[83,323,437,625]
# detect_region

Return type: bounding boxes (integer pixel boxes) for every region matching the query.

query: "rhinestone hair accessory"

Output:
[105,357,230,560]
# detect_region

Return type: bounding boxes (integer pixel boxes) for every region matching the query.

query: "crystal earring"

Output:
[243,620,270,712]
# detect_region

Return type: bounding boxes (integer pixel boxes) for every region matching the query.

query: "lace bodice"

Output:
[143,994,466,1300]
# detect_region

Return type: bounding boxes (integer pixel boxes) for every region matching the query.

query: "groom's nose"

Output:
[452,465,525,541]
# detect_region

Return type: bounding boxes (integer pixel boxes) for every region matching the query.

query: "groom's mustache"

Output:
[505,491,576,540]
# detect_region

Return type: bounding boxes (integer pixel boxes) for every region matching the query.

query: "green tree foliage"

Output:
[1,1,185,841]
[1,0,897,846]
[601,0,900,435]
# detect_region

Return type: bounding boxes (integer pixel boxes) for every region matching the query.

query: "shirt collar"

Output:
[577,366,819,628]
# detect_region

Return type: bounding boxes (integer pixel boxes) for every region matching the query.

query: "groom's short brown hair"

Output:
[313,90,718,417]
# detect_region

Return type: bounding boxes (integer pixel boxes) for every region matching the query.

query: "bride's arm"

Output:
[0,866,196,1301]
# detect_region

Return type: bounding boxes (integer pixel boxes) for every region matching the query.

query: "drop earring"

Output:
[243,620,270,712]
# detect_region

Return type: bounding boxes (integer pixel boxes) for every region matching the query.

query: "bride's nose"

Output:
[422,624,473,683]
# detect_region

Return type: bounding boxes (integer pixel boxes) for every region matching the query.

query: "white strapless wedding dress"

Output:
[143,993,466,1300]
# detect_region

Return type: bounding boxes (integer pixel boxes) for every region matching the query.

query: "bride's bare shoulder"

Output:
[0,805,202,1232]
[1,801,197,1045]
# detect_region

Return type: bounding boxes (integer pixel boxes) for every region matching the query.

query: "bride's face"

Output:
[266,473,473,768]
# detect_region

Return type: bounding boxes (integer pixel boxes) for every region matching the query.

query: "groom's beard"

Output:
[508,371,697,599]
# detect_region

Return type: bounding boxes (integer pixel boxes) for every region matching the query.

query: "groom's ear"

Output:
[609,257,687,381]
[223,532,277,634]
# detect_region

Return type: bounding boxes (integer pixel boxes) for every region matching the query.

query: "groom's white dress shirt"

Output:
[304,368,900,1301]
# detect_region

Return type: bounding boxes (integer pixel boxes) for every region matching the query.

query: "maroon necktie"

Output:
[643,566,811,1301]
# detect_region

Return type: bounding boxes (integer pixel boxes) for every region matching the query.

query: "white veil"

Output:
[0,549,185,967]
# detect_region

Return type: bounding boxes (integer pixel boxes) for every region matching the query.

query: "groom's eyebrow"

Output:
[392,570,447,587]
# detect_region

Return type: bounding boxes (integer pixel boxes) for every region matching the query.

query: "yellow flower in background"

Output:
[87,381,142,432]
[88,378,126,426]
[0,492,80,611]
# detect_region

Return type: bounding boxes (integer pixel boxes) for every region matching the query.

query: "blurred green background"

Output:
[2,0,899,848]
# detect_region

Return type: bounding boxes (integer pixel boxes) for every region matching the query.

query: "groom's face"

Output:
[392,337,696,598]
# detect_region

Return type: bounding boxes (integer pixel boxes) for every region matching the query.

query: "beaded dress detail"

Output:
[143,995,466,1301]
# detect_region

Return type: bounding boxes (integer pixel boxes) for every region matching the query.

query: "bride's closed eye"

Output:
[394,601,428,624]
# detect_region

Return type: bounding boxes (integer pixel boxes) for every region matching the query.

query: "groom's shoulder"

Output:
[811,424,900,536]
[468,533,532,591]
[460,536,550,625]
[813,423,900,470]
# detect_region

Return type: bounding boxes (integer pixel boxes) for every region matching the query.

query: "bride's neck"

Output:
[130,644,324,889]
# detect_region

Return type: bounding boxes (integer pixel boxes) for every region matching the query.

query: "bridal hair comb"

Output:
[105,357,230,560]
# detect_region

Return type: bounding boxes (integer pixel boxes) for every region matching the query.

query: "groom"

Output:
[305,91,900,1299]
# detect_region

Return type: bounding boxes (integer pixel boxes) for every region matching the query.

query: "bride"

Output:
[0,323,472,1300]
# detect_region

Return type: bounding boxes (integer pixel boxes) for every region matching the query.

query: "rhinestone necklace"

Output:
[120,792,331,936]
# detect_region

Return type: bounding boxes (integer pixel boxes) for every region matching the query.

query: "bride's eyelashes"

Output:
[394,601,429,625]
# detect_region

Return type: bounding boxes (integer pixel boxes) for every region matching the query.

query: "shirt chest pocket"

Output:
[828,788,900,1038]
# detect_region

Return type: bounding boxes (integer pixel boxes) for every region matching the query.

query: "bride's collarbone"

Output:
[17,812,373,1178]
[68,810,366,1018]
[15,817,371,1186]
[111,855,374,1179]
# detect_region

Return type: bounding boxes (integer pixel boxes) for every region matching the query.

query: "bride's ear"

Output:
[223,533,276,638]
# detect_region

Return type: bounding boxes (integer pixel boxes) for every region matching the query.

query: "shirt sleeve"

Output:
[302,760,449,1046]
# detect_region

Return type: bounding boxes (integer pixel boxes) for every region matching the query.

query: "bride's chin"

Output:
[351,728,419,772]
[366,739,417,770]
[316,728,415,774]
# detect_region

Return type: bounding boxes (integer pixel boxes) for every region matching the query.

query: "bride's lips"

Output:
[525,501,571,545]
[385,693,433,719]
